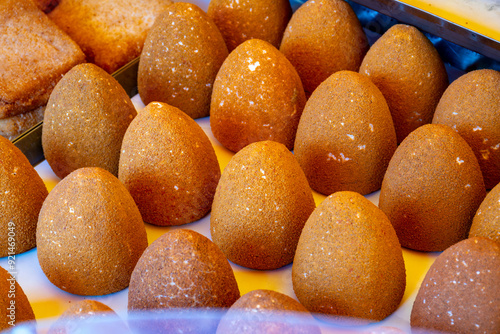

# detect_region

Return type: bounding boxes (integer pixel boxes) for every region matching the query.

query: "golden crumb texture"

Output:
[433,69,500,189]
[36,167,148,296]
[211,140,316,270]
[0,267,35,330]
[293,191,406,322]
[411,237,500,333]
[0,0,85,119]
[217,289,321,334]
[138,2,228,119]
[119,102,221,226]
[47,300,129,334]
[128,229,239,333]
[207,0,292,52]
[48,0,174,73]
[280,0,369,95]
[0,136,48,257]
[210,39,306,152]
[42,63,137,179]
[379,124,486,251]
[294,70,397,196]
[360,24,448,143]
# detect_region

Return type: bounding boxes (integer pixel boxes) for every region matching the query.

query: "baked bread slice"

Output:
[48,0,173,74]
[0,0,85,119]
[0,106,44,141]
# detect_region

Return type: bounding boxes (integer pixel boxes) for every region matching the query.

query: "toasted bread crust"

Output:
[49,0,173,74]
[0,106,44,141]
[0,0,85,119]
